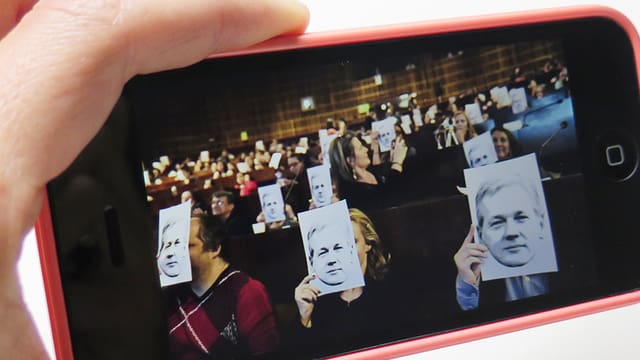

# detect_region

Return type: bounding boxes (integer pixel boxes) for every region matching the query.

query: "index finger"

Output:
[463,224,475,244]
[299,273,316,286]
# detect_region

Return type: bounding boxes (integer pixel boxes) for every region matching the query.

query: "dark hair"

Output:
[212,190,235,205]
[328,131,359,184]
[288,152,312,169]
[192,213,230,261]
[490,126,522,159]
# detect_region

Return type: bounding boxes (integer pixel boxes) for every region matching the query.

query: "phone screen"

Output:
[47,17,640,360]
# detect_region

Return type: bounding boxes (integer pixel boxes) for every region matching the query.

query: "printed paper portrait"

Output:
[400,115,413,134]
[157,201,192,287]
[463,132,499,168]
[306,165,333,208]
[298,200,365,296]
[464,103,484,125]
[463,154,558,281]
[509,87,529,114]
[371,117,396,152]
[318,130,338,167]
[258,184,286,223]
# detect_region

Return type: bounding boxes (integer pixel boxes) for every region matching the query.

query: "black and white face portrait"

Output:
[463,132,499,168]
[372,117,396,152]
[307,165,333,208]
[298,200,365,296]
[157,201,192,287]
[464,154,558,281]
[258,184,286,223]
[318,130,338,167]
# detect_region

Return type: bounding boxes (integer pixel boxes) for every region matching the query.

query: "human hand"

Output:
[0,0,308,356]
[453,225,488,286]
[390,137,408,169]
[294,274,321,327]
[370,130,380,142]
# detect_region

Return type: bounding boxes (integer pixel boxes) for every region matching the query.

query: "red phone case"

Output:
[35,5,640,360]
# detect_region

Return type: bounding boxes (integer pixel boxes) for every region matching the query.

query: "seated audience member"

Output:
[180,190,209,214]
[328,131,408,210]
[282,152,313,213]
[255,203,297,231]
[235,172,258,197]
[290,209,393,353]
[256,188,298,231]
[453,178,550,310]
[453,111,477,144]
[491,126,522,161]
[211,190,252,236]
[212,160,230,179]
[509,66,528,89]
[165,213,280,358]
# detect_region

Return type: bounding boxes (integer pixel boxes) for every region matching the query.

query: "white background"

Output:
[19,0,640,359]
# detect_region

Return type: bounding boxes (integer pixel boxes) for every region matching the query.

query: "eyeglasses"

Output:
[212,199,227,207]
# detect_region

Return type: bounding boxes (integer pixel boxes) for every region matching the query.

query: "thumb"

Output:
[0,0,309,188]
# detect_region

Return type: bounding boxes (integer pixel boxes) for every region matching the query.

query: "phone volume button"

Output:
[104,206,126,267]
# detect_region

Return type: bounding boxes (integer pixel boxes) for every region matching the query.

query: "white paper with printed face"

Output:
[400,115,413,134]
[463,154,557,281]
[258,184,286,223]
[412,108,424,127]
[463,132,499,168]
[372,117,396,152]
[490,86,513,108]
[306,165,333,208]
[465,103,484,125]
[298,200,365,296]
[157,201,192,287]
[510,87,529,114]
[269,152,282,169]
[318,131,338,167]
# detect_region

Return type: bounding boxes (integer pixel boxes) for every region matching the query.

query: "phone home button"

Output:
[598,131,638,181]
[605,144,625,166]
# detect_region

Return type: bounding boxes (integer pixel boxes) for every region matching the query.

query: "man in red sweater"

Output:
[165,213,279,358]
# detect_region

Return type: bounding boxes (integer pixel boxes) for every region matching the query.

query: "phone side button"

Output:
[104,206,126,267]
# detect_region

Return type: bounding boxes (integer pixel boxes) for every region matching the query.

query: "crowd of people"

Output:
[155,56,574,358]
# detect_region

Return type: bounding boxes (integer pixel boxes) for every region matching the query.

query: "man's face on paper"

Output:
[158,223,185,277]
[379,128,393,148]
[477,185,542,267]
[263,193,282,219]
[309,226,351,286]
[310,175,329,205]
[468,146,492,168]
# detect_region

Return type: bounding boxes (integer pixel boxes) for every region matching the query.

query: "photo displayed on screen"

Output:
[134,36,596,358]
[157,202,192,288]
[306,165,333,208]
[463,132,499,168]
[464,154,558,281]
[298,200,366,296]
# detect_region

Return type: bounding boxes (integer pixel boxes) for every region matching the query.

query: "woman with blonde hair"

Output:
[453,111,477,144]
[291,208,393,356]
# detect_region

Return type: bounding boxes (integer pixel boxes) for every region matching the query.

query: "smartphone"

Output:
[36,5,640,359]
